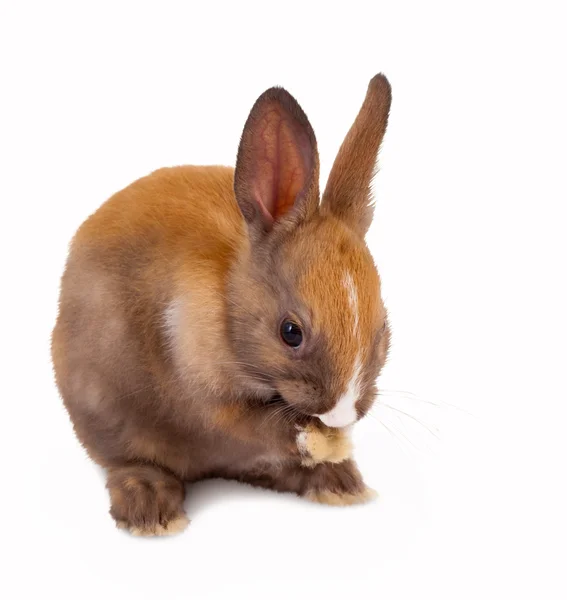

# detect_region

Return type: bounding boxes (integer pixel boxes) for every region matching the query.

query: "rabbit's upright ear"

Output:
[234,87,319,235]
[321,74,392,237]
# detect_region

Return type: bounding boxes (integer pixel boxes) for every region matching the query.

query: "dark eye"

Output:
[280,320,303,347]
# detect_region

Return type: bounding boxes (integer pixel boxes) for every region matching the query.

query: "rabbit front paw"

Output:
[295,423,353,467]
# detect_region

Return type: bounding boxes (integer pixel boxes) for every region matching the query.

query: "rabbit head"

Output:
[227,75,392,428]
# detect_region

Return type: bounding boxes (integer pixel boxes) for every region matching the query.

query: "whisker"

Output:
[378,388,473,416]
[368,413,411,456]
[377,401,440,439]
[388,415,424,452]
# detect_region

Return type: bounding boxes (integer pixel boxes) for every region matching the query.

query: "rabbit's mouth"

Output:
[263,393,315,423]
[264,393,287,407]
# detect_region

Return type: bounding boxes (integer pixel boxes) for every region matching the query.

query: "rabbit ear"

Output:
[234,87,319,234]
[321,74,391,237]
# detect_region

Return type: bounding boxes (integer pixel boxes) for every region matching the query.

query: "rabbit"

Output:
[51,73,392,536]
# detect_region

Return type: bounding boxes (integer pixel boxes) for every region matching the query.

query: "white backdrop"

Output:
[1,1,566,599]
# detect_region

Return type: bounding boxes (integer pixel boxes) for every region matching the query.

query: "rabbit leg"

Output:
[210,400,355,466]
[239,458,376,506]
[299,459,377,506]
[106,464,188,536]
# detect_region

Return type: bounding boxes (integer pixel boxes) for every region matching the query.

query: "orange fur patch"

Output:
[293,217,384,391]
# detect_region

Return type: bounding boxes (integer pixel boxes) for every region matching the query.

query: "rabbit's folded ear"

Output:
[321,74,392,237]
[234,87,319,234]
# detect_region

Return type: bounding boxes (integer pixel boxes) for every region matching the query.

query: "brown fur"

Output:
[52,75,392,534]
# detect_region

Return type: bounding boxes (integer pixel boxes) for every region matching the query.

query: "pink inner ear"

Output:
[252,187,275,227]
[250,106,311,223]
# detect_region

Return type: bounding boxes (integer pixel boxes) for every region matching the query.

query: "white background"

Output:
[1,1,566,599]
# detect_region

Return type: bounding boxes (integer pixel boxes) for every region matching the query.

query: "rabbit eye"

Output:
[280,320,303,348]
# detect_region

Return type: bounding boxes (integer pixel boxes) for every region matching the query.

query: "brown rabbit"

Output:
[51,74,392,536]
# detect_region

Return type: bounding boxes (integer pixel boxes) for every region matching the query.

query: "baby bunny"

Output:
[51,74,392,536]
